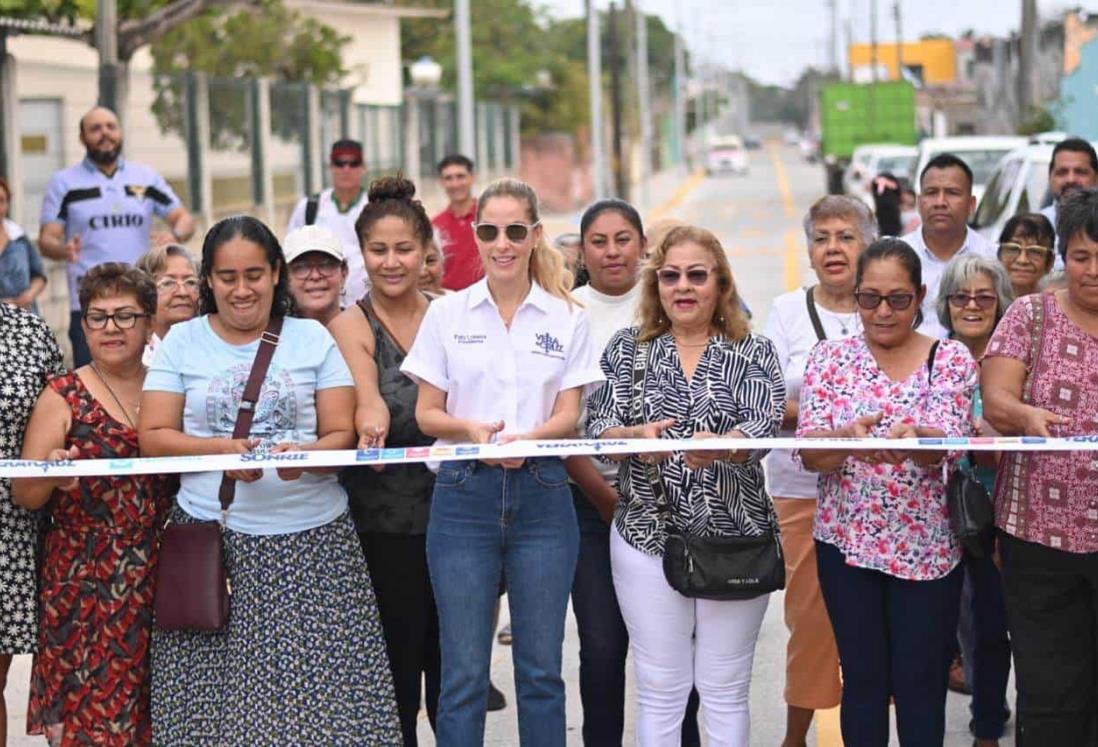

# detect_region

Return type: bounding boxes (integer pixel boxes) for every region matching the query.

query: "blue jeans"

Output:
[570,486,701,746]
[817,540,963,747]
[958,551,1012,739]
[427,458,578,747]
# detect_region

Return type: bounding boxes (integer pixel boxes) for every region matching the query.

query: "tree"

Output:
[147,0,347,149]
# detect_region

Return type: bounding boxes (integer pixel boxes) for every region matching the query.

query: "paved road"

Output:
[5,146,1013,746]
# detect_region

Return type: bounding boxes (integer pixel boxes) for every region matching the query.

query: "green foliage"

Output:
[0,0,82,23]
[1017,105,1057,136]
[148,0,347,149]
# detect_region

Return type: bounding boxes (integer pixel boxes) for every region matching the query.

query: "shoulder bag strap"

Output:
[1021,293,1048,405]
[304,194,320,226]
[216,315,285,516]
[926,339,940,382]
[805,286,828,342]
[630,335,672,517]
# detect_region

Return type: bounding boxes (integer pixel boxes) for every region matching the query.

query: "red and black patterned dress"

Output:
[27,372,174,746]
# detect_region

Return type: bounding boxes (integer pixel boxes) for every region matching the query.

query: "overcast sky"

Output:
[539,0,1094,85]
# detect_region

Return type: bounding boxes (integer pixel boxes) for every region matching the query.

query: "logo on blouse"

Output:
[533,332,565,360]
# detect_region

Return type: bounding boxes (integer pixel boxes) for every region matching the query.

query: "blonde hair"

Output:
[136,243,198,278]
[636,225,750,342]
[477,178,574,302]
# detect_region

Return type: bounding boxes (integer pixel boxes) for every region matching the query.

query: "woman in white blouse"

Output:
[762,195,872,747]
[402,178,602,746]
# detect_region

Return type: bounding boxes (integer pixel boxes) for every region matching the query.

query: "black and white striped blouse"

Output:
[586,328,786,557]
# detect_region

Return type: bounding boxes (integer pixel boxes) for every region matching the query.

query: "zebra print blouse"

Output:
[586,328,786,557]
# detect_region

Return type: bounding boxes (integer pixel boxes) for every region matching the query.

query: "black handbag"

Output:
[630,336,785,600]
[923,340,996,557]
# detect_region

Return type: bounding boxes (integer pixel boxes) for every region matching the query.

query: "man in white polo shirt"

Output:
[38,106,195,366]
[287,139,369,304]
[901,153,996,339]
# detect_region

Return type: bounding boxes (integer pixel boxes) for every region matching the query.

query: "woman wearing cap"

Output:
[285,225,349,327]
[402,178,602,745]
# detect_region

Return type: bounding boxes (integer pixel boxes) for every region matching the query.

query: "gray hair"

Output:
[1055,187,1098,260]
[936,254,1014,333]
[802,195,878,247]
[135,243,198,278]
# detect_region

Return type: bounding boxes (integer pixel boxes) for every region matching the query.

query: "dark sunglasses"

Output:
[331,159,363,169]
[656,268,712,287]
[854,291,916,311]
[947,292,998,310]
[473,221,540,243]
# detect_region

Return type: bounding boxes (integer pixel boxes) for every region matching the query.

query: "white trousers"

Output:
[610,526,770,747]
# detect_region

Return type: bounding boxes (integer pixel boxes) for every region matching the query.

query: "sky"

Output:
[539,0,1092,86]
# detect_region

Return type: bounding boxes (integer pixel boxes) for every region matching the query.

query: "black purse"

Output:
[924,340,995,557]
[630,336,785,600]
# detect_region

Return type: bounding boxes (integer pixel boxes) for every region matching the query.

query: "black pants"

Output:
[69,310,91,367]
[999,531,1098,747]
[359,532,441,746]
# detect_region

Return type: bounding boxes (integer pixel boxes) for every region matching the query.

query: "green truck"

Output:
[820,80,918,193]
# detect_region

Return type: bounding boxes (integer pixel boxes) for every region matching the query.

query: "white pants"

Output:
[611,525,769,747]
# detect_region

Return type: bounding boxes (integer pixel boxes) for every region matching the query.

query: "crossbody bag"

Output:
[154,315,283,631]
[630,335,785,600]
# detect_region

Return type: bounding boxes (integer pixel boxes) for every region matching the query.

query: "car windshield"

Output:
[876,154,915,174]
[946,149,1015,185]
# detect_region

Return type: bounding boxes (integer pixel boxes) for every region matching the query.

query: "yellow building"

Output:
[849,38,957,85]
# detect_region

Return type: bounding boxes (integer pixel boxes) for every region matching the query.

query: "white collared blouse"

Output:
[401,279,604,447]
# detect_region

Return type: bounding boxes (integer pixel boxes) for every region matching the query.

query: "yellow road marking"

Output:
[768,143,798,219]
[783,229,802,292]
[817,706,843,745]
[649,169,707,222]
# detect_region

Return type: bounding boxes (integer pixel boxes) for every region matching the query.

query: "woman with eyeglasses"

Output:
[136,243,200,365]
[797,238,977,746]
[996,213,1056,298]
[284,225,349,326]
[935,254,1015,747]
[402,178,602,745]
[587,225,785,745]
[13,263,173,745]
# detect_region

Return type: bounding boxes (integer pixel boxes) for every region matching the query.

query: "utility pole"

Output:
[893,1,904,81]
[587,0,607,199]
[455,0,476,160]
[635,2,653,208]
[96,0,119,112]
[828,0,839,75]
[608,1,626,199]
[1019,0,1038,124]
[869,0,879,84]
[673,30,686,169]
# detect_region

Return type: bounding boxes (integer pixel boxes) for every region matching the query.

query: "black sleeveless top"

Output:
[340,295,435,535]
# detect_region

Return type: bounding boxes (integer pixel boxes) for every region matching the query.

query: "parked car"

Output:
[705,135,749,176]
[843,144,919,207]
[743,134,762,150]
[911,135,1027,204]
[971,143,1054,242]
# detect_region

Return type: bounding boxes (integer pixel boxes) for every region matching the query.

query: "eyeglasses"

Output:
[289,258,343,279]
[331,159,363,169]
[656,268,712,287]
[473,221,541,243]
[998,242,1053,263]
[83,310,150,330]
[156,277,200,294]
[853,291,916,311]
[947,292,999,310]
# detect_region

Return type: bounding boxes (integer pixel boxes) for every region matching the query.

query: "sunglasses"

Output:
[998,242,1052,263]
[331,159,363,169]
[656,268,712,286]
[947,292,998,310]
[854,291,916,311]
[473,221,540,243]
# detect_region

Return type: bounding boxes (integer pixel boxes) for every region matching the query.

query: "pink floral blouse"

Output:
[985,292,1098,554]
[796,336,977,580]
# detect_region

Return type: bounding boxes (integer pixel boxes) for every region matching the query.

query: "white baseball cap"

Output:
[283,225,345,265]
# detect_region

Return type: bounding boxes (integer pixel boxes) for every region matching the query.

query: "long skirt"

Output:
[151,507,401,745]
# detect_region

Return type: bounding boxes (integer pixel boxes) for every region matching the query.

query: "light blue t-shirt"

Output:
[144,315,353,535]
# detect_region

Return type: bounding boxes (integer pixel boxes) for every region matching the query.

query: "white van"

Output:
[843,144,919,207]
[911,136,1028,204]
[971,144,1055,242]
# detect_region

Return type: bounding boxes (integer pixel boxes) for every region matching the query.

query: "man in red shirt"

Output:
[432,154,481,291]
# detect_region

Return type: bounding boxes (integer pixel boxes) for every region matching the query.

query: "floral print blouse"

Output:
[796,335,977,580]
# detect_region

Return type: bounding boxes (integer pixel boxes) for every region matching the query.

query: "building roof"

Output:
[0,16,85,37]
[284,1,448,19]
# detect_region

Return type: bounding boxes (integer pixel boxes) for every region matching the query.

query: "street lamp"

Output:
[410,56,443,90]
[405,56,443,178]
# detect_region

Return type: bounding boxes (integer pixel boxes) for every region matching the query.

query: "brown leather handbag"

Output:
[154,316,283,631]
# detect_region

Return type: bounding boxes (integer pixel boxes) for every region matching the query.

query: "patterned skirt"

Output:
[150,508,401,746]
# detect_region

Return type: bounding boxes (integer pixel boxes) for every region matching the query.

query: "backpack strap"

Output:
[304,195,320,226]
